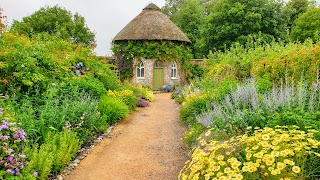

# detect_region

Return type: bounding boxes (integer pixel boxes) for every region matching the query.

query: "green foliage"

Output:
[182,122,206,148]
[23,143,53,180]
[45,130,81,172]
[186,64,204,81]
[112,40,192,81]
[162,0,187,16]
[98,95,129,124]
[180,93,215,125]
[204,40,320,91]
[10,5,95,46]
[0,33,83,95]
[202,0,285,52]
[284,0,312,29]
[85,57,120,91]
[179,40,320,151]
[107,89,138,110]
[140,87,155,102]
[291,7,320,42]
[194,80,320,139]
[23,130,81,179]
[170,0,206,58]
[69,76,107,98]
[5,88,105,144]
[0,32,119,96]
[122,84,155,102]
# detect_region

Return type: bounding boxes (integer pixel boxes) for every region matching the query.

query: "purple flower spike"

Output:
[33,172,38,177]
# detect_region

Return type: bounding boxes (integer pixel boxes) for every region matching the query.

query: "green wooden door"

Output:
[153,61,164,90]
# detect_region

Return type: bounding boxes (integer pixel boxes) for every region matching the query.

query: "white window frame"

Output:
[171,61,177,79]
[136,61,145,78]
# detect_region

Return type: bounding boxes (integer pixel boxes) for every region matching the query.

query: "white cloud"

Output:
[0,0,166,56]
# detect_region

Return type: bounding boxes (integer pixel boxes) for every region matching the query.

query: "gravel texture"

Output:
[65,93,188,180]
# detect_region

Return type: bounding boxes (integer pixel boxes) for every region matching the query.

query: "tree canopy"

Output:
[164,0,318,58]
[291,7,320,42]
[170,0,206,58]
[10,5,95,47]
[201,0,286,52]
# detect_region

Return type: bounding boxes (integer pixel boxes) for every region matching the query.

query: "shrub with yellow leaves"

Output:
[179,126,320,180]
[107,89,137,110]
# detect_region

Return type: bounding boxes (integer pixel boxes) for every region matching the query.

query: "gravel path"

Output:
[65,93,188,180]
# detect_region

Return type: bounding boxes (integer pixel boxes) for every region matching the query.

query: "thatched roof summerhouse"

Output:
[113,3,191,43]
[113,3,191,90]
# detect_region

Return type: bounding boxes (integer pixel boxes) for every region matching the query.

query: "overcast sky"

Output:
[0,0,166,56]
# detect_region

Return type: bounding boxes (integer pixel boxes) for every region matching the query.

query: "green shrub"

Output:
[23,130,81,179]
[120,84,155,102]
[182,122,206,148]
[98,95,129,124]
[86,57,120,91]
[46,130,81,172]
[107,89,137,110]
[69,76,107,98]
[6,88,105,145]
[141,87,154,102]
[180,93,214,125]
[23,143,53,180]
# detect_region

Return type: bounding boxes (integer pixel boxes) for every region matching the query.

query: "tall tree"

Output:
[200,0,286,53]
[162,0,186,17]
[10,5,95,47]
[290,7,320,42]
[171,0,206,58]
[284,0,316,29]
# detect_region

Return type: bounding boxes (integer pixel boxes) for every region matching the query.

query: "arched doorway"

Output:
[153,60,164,90]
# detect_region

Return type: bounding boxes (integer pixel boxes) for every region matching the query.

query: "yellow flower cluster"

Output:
[107,89,133,98]
[142,89,155,102]
[179,126,320,180]
[183,94,208,105]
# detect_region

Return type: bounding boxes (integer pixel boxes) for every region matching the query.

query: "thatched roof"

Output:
[113,3,191,43]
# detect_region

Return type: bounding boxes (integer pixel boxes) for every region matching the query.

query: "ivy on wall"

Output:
[112,40,193,81]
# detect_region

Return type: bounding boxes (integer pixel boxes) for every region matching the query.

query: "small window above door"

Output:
[154,60,163,68]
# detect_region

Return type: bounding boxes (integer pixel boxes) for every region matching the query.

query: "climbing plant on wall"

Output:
[112,40,192,81]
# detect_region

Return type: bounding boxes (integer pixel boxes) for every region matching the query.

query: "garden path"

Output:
[65,93,188,180]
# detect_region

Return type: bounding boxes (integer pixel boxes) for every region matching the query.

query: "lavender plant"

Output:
[196,79,320,137]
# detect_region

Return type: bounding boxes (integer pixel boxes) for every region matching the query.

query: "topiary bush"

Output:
[98,95,129,124]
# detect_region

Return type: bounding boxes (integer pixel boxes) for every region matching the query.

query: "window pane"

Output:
[154,61,163,68]
[137,68,141,77]
[141,68,144,77]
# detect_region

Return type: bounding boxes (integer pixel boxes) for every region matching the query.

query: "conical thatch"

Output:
[113,3,191,43]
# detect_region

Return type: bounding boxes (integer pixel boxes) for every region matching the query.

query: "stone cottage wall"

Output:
[164,61,181,87]
[131,59,153,86]
[131,58,184,89]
